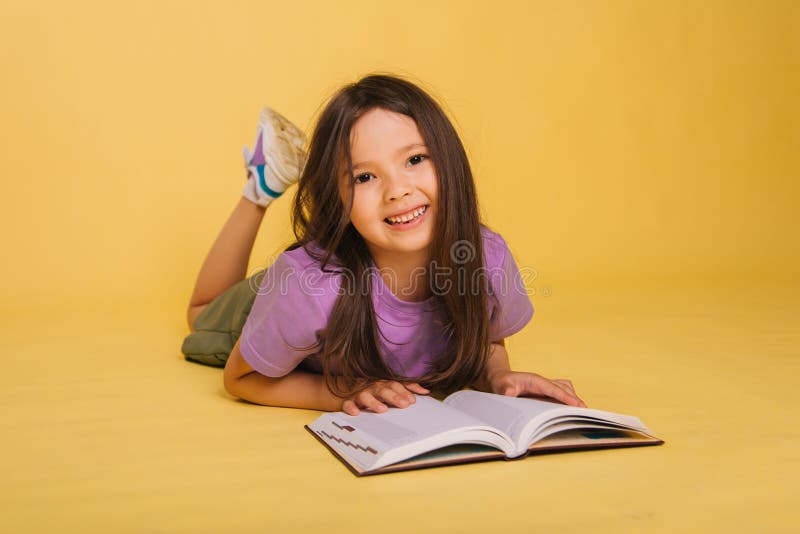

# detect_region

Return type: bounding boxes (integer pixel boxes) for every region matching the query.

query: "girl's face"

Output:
[340,108,438,264]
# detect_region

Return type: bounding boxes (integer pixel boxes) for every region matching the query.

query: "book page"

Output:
[308,395,514,471]
[444,390,650,451]
[334,395,485,445]
[443,390,532,439]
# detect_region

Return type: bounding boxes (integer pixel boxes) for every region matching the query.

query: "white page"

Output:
[527,420,634,444]
[444,390,649,451]
[309,395,514,470]
[336,395,488,445]
[443,390,531,440]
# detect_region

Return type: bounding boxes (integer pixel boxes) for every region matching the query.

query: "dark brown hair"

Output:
[287,73,493,396]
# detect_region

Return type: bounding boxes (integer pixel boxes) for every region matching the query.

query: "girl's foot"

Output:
[242,107,307,207]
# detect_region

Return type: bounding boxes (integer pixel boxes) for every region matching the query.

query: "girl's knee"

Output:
[187,304,208,332]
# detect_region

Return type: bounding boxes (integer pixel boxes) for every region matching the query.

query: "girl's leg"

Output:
[186,106,307,332]
[186,197,268,330]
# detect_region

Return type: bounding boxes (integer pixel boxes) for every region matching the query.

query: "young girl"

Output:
[184,74,586,416]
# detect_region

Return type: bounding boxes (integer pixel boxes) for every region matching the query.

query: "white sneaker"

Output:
[242,107,307,207]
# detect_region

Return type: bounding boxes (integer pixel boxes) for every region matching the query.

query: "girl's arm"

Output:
[471,340,509,392]
[223,338,344,411]
[224,338,429,413]
[187,198,267,330]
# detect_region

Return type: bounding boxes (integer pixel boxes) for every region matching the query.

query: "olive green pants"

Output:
[181,270,266,367]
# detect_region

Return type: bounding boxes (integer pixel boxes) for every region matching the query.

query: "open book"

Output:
[306,390,663,476]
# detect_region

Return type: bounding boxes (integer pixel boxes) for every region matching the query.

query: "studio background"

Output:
[1,1,797,532]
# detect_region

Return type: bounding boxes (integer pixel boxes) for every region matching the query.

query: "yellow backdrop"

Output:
[1,1,797,532]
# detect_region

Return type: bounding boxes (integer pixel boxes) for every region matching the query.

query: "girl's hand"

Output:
[489,370,587,408]
[341,381,430,416]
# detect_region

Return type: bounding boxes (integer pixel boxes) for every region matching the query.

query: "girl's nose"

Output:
[384,171,414,202]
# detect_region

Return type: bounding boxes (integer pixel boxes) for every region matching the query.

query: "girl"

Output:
[184,74,586,416]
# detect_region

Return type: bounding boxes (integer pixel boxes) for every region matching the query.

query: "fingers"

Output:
[376,381,430,407]
[540,380,579,406]
[355,389,388,413]
[554,379,576,396]
[377,382,414,408]
[342,399,360,416]
[404,382,430,395]
[554,379,587,407]
[343,381,430,415]
[518,373,586,408]
[549,379,586,408]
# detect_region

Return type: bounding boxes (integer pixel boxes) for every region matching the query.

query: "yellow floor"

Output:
[2,278,798,532]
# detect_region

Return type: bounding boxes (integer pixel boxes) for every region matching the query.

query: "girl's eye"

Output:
[353,155,428,184]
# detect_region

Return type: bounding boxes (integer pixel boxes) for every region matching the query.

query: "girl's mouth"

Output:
[383,205,429,227]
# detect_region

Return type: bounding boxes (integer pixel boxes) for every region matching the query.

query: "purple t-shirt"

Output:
[239,226,534,379]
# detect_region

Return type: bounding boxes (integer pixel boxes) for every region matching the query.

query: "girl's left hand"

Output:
[489,370,587,408]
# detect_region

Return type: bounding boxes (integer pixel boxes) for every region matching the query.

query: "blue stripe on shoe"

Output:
[256,165,282,198]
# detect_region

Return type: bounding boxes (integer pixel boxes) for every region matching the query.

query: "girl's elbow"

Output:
[222,357,243,396]
[223,339,256,396]
[223,362,250,397]
[223,371,240,397]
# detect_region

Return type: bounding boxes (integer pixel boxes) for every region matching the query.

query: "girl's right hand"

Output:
[342,381,430,416]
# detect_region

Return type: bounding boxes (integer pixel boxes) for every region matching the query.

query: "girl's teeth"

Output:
[388,205,426,224]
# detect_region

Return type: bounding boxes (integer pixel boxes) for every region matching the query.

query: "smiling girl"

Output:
[184,74,585,415]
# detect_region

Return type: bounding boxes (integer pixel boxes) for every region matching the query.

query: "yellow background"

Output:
[1,0,798,532]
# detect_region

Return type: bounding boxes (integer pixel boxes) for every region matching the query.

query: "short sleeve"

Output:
[239,253,327,377]
[486,235,535,341]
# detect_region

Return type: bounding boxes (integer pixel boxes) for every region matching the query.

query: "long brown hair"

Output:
[287,73,493,396]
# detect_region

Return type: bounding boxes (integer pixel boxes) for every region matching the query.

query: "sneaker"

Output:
[242,107,307,207]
